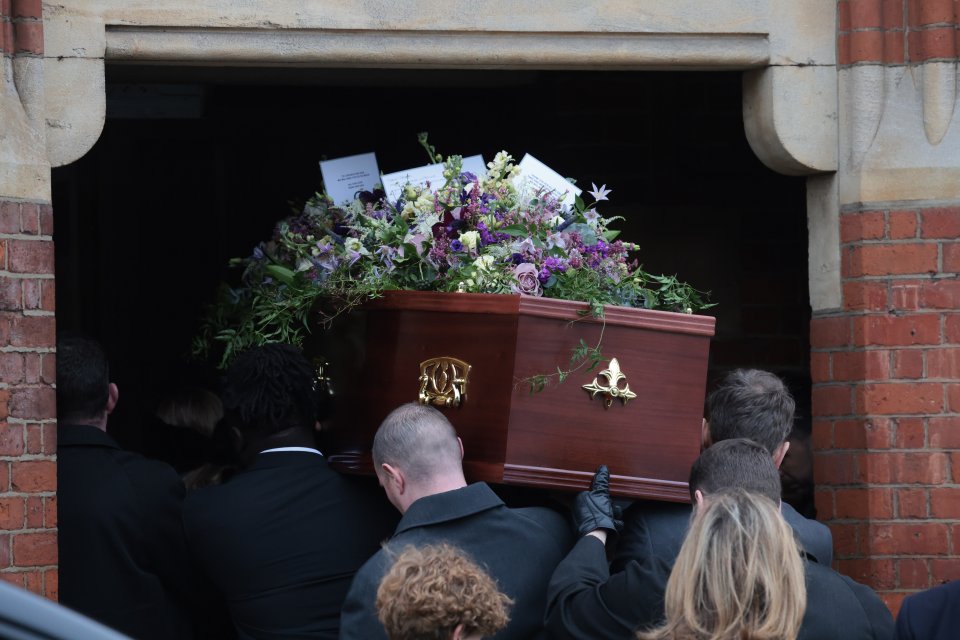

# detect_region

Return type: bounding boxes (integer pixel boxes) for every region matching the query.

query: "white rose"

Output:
[344,237,369,255]
[473,254,495,271]
[459,231,480,252]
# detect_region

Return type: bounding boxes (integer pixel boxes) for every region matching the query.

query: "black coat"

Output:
[339,482,572,640]
[547,535,892,640]
[182,450,397,640]
[801,561,894,640]
[57,424,198,639]
[895,580,960,640]
[547,499,835,639]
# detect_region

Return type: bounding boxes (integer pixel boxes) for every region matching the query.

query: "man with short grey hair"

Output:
[544,368,834,639]
[340,403,572,640]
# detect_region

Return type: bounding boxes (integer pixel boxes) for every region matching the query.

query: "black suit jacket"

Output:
[58,424,197,639]
[801,560,894,640]
[183,451,397,640]
[339,482,572,640]
[547,535,892,640]
[895,580,960,640]
[547,499,835,639]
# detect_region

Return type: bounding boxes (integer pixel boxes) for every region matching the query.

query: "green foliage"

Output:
[525,326,607,394]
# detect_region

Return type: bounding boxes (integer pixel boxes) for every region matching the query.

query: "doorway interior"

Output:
[51,66,810,455]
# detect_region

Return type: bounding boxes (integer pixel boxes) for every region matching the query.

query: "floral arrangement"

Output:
[194,140,713,369]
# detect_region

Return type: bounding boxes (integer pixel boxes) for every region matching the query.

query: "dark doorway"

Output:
[52,67,810,453]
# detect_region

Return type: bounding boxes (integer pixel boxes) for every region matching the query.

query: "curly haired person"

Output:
[376,544,512,640]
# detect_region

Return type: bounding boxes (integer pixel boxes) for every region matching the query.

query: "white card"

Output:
[516,154,582,206]
[319,152,381,206]
[381,154,486,203]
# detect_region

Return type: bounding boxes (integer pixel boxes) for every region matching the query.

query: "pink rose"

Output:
[511,263,542,297]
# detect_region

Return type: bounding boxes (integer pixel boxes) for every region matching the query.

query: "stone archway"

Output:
[4,0,849,599]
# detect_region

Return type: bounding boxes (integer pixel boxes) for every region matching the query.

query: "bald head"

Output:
[373,403,463,483]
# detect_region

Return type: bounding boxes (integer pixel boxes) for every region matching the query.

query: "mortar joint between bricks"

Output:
[0,273,55,280]
[0,235,52,242]
[0,347,54,354]
[840,201,960,213]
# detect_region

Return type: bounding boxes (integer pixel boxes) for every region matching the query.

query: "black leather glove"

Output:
[573,465,624,537]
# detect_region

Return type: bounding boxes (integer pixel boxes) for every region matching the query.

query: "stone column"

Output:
[813,0,960,612]
[0,0,58,598]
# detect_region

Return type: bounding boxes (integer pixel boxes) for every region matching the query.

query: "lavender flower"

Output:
[377,245,398,270]
[546,231,567,250]
[315,243,339,271]
[516,238,536,256]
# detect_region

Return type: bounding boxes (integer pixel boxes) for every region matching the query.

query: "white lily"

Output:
[589,183,612,202]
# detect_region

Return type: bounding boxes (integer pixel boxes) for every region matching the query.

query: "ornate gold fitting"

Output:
[583,357,637,409]
[312,357,333,395]
[419,357,472,408]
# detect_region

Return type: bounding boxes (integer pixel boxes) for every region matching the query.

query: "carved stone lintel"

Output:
[742,65,839,176]
[35,0,838,179]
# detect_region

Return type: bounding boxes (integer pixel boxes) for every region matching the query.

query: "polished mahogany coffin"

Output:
[315,291,715,502]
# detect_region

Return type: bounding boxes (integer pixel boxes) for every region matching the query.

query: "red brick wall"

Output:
[0,201,57,598]
[813,203,960,612]
[838,0,960,65]
[0,0,58,600]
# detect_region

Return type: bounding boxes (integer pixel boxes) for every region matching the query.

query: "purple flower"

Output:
[450,239,464,252]
[377,245,398,270]
[544,256,567,273]
[476,221,500,247]
[315,243,339,271]
[511,263,542,297]
[428,236,450,268]
[252,245,265,261]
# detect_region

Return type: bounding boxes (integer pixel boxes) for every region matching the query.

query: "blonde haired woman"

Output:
[640,490,806,640]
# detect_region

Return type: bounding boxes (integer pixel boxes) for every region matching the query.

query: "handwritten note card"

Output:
[381,155,487,203]
[516,154,582,207]
[319,152,381,206]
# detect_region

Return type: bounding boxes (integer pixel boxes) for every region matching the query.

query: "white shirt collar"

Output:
[259,446,323,456]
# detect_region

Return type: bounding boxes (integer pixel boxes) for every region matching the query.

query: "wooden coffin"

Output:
[315,291,715,502]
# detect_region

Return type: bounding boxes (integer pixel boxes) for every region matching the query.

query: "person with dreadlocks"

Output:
[182,343,398,640]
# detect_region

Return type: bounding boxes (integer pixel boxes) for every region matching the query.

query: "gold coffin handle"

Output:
[583,357,637,409]
[419,357,472,408]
